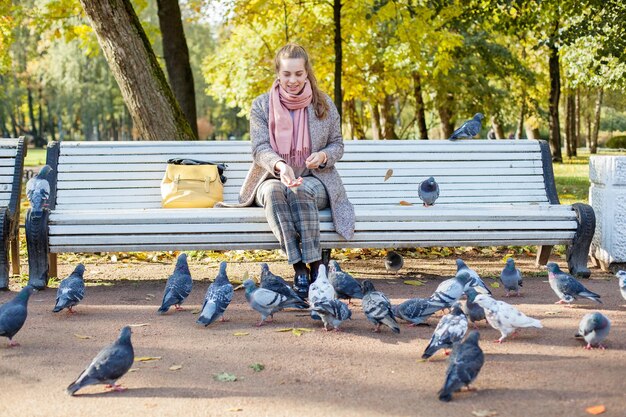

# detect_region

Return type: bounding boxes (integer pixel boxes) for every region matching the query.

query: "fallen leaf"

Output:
[399,200,413,206]
[191,309,201,314]
[227,408,243,412]
[169,365,183,371]
[292,329,303,336]
[275,328,293,333]
[242,271,249,281]
[73,334,92,340]
[233,332,249,336]
[384,169,393,181]
[295,328,313,332]
[134,356,162,362]
[586,405,606,415]
[490,282,500,288]
[214,372,237,382]
[129,369,139,373]
[249,363,265,372]
[404,280,425,286]
[472,410,498,417]
[129,323,150,327]
[544,311,560,316]
[110,255,117,263]
[146,293,155,298]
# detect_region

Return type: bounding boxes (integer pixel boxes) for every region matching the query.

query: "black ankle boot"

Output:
[308,260,322,283]
[292,262,310,300]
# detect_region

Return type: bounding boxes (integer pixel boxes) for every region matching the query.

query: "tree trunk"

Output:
[516,96,526,139]
[565,91,575,158]
[157,0,198,139]
[27,87,40,146]
[585,89,592,150]
[548,41,562,162]
[490,115,505,139]
[591,87,603,154]
[346,99,365,139]
[575,88,581,154]
[46,100,56,142]
[370,101,381,140]
[412,72,428,139]
[78,0,195,140]
[437,93,454,139]
[333,0,342,121]
[380,94,398,139]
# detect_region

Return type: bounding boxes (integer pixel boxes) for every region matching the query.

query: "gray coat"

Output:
[238,93,355,240]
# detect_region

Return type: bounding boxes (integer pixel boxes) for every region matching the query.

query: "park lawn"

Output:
[24,147,47,167]
[553,154,590,205]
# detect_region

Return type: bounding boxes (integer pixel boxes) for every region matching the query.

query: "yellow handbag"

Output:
[161,159,226,208]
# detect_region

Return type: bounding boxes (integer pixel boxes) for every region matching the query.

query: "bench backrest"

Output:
[0,138,26,214]
[49,139,558,211]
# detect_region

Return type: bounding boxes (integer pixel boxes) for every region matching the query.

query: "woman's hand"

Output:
[305,152,327,169]
[275,161,303,188]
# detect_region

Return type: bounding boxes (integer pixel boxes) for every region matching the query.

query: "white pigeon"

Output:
[616,270,626,301]
[308,265,336,320]
[473,294,542,343]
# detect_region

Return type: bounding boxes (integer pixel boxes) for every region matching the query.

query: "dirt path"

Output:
[0,253,624,417]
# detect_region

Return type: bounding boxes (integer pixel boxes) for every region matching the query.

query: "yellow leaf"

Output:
[191,309,201,314]
[490,282,500,288]
[295,328,313,332]
[275,328,293,332]
[129,323,150,327]
[242,271,249,280]
[169,365,183,371]
[404,280,425,286]
[128,368,139,373]
[233,332,249,336]
[472,411,498,417]
[228,408,243,412]
[292,329,303,336]
[134,356,162,362]
[73,334,92,339]
[586,405,606,415]
[399,200,413,206]
[384,169,393,182]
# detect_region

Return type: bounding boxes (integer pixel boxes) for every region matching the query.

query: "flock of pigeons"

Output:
[1,253,622,401]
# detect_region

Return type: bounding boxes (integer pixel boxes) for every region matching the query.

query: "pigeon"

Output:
[429,271,472,309]
[615,270,626,301]
[26,165,52,214]
[384,251,404,273]
[575,312,611,350]
[438,331,484,402]
[242,279,307,326]
[53,264,86,313]
[259,263,307,306]
[500,258,523,297]
[308,264,336,320]
[196,261,233,326]
[0,285,36,347]
[418,177,440,207]
[66,326,134,395]
[448,113,484,140]
[158,253,193,314]
[462,287,486,328]
[311,299,352,331]
[361,280,400,334]
[456,259,491,295]
[422,302,469,359]
[473,294,543,343]
[328,260,363,303]
[546,263,601,305]
[393,297,443,326]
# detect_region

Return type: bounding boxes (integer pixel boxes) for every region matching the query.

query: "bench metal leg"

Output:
[0,208,10,290]
[10,235,20,276]
[321,249,331,268]
[535,245,553,267]
[566,203,596,278]
[25,208,50,290]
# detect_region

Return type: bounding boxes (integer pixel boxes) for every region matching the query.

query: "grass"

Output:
[24,147,47,167]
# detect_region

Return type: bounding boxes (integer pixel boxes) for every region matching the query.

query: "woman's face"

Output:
[277,58,308,94]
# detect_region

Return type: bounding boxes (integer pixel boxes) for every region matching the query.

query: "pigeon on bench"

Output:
[448,113,484,140]
[418,177,440,207]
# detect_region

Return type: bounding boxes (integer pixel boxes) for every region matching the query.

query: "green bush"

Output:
[606,135,626,149]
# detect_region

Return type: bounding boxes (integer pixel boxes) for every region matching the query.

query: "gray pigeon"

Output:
[53,264,86,313]
[418,177,440,207]
[393,297,443,326]
[575,312,611,350]
[197,261,233,326]
[438,331,484,402]
[311,299,352,331]
[158,253,193,314]
[500,258,523,297]
[456,259,491,295]
[422,303,469,359]
[66,326,134,395]
[461,287,486,328]
[616,270,626,301]
[308,264,336,320]
[0,285,36,347]
[448,113,484,140]
[384,251,404,273]
[546,263,601,305]
[429,271,472,309]
[328,260,363,303]
[260,263,307,306]
[243,279,307,326]
[361,280,400,334]
[26,165,52,214]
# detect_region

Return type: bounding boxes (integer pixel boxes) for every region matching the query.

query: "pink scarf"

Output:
[268,79,312,167]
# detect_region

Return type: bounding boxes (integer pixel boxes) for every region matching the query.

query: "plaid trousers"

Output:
[256,176,329,264]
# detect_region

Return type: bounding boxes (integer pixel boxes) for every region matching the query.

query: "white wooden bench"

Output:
[25,139,595,289]
[0,137,27,289]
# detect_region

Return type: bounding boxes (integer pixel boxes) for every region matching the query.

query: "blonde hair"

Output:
[274,43,329,120]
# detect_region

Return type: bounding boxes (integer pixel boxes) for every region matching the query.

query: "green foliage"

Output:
[605,136,626,149]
